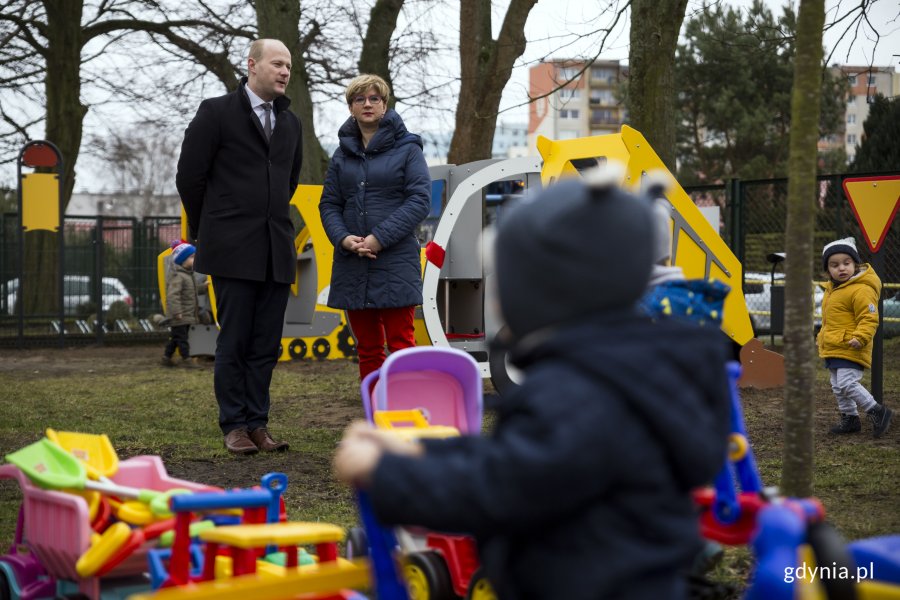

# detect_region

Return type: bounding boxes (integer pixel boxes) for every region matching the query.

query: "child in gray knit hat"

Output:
[335,169,732,600]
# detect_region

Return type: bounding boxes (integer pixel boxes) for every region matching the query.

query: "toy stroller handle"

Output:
[357,491,410,600]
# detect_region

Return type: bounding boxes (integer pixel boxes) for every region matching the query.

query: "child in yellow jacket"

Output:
[817,237,892,437]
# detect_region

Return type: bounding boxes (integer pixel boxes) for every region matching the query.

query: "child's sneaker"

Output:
[829,413,861,434]
[160,355,175,367]
[866,404,893,438]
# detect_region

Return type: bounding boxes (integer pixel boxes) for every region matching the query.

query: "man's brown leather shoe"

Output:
[224,428,258,455]
[249,428,289,452]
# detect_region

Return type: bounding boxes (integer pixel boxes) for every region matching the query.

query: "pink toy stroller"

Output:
[360,346,483,434]
[355,347,489,598]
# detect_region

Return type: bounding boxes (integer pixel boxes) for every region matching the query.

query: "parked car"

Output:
[880,291,900,338]
[743,272,823,335]
[811,286,900,339]
[4,275,132,316]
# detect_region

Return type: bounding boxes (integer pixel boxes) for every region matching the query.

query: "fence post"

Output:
[728,178,744,266]
[57,199,65,349]
[94,216,105,345]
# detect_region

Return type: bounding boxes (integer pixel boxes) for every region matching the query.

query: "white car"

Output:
[4,275,133,316]
[743,271,823,334]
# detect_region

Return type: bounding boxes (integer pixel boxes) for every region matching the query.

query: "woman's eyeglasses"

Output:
[352,95,383,105]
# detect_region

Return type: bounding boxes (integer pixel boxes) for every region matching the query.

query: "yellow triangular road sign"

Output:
[842,175,900,252]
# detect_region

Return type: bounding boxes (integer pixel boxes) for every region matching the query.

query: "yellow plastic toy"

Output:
[373,409,460,441]
[128,522,369,600]
[46,428,119,481]
[75,521,131,577]
[110,498,157,526]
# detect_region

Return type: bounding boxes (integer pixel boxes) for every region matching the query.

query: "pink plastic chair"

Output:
[368,347,483,434]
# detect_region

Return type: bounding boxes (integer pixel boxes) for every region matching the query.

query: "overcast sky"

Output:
[3,0,897,195]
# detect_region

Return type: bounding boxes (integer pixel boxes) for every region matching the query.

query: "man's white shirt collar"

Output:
[245,83,275,126]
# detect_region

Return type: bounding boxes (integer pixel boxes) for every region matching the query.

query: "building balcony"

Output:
[590,116,621,126]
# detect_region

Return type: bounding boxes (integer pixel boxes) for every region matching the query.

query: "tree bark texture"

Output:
[43,0,86,206]
[256,0,329,184]
[24,0,85,314]
[357,0,404,109]
[627,0,688,171]
[781,0,825,499]
[447,0,537,165]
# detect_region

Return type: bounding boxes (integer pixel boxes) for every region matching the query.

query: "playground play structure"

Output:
[2,347,900,599]
[159,126,775,393]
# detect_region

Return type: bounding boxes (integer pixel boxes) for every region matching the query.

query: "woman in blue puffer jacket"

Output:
[319,74,431,380]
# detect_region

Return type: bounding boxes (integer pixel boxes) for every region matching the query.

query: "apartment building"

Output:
[820,65,899,162]
[527,59,628,150]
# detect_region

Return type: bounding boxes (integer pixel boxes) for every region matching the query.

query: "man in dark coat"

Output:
[334,173,731,599]
[176,39,302,455]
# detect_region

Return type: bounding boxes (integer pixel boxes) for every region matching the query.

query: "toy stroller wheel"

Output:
[345,526,368,559]
[404,551,453,600]
[488,326,524,397]
[466,568,497,600]
[728,433,748,461]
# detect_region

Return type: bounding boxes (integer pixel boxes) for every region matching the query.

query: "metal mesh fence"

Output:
[686,173,900,338]
[0,214,181,346]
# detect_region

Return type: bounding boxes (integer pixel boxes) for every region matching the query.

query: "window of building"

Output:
[558,88,580,100]
[558,67,581,81]
[867,74,876,85]
[847,74,857,85]
[591,67,616,81]
[847,113,856,124]
[847,134,857,145]
[560,109,580,119]
[591,108,616,124]
[847,95,856,105]
[590,89,615,104]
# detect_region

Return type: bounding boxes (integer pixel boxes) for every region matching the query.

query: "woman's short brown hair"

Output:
[345,74,391,106]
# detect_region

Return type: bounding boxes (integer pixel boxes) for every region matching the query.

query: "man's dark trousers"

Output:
[213,276,290,435]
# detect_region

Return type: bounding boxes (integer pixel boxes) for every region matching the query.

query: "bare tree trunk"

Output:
[627,0,687,171]
[257,0,329,184]
[447,0,537,164]
[43,0,86,206]
[357,0,404,109]
[25,0,86,314]
[781,0,825,498]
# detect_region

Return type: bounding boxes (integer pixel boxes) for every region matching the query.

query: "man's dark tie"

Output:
[262,103,272,141]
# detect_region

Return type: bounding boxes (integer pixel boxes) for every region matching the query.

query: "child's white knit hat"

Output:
[822,237,860,269]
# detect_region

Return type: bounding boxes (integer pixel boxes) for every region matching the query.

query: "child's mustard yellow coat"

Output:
[816,263,882,368]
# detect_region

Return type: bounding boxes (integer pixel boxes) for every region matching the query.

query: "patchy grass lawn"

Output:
[0,338,897,597]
